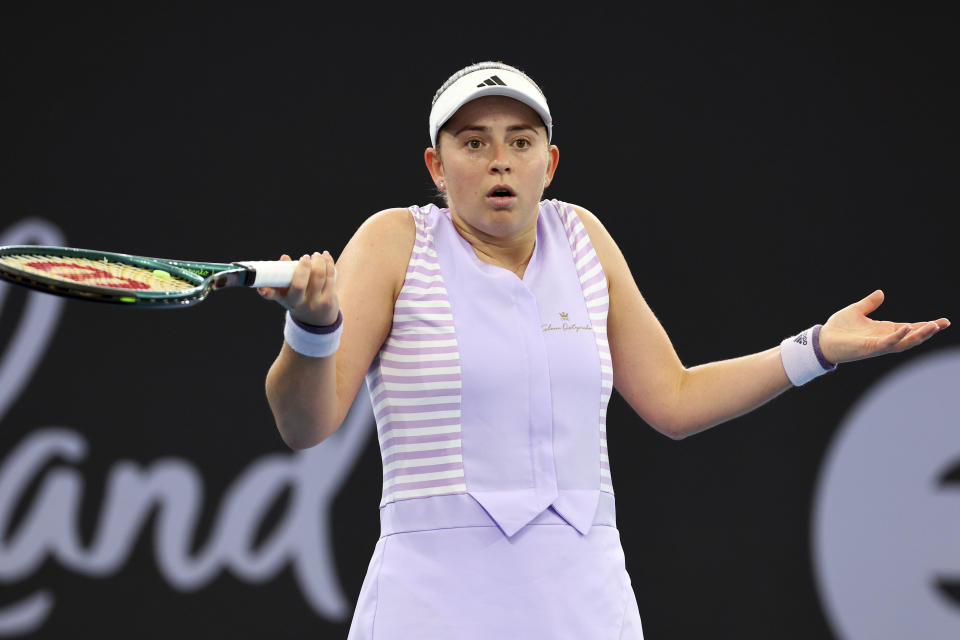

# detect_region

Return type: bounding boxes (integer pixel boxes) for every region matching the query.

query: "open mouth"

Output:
[486,185,516,201]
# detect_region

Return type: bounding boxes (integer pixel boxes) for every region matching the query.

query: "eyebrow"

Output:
[451,123,541,137]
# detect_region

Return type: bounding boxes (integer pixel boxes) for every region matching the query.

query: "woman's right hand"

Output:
[258,251,339,327]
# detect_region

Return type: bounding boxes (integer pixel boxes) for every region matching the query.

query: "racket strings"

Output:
[0,254,195,292]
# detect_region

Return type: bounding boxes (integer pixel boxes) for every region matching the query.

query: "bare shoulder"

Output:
[350,207,416,256]
[569,203,618,250]
[567,203,629,286]
[338,207,415,299]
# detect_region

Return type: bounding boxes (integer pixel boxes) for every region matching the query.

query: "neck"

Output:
[449,212,537,278]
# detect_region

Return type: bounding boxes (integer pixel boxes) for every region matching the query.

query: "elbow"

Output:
[272,404,343,451]
[284,439,319,452]
[643,402,698,441]
[623,368,696,441]
[281,431,320,451]
[638,397,688,440]
[656,368,697,440]
[278,421,339,451]
[266,385,342,451]
[663,426,689,441]
[652,412,718,441]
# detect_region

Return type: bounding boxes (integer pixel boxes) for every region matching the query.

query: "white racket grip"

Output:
[236,261,337,288]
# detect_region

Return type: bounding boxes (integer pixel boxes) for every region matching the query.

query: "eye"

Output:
[466,139,483,150]
[513,138,531,149]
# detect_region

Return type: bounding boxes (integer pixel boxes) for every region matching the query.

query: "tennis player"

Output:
[259,62,949,639]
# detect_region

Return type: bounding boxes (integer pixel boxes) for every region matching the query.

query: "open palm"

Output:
[819,290,950,364]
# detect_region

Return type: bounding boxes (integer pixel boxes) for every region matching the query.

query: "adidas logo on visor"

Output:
[477,75,507,88]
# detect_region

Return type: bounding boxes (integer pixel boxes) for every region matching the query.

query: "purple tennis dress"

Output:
[347,200,644,639]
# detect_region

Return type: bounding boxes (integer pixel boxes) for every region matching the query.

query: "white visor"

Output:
[429,68,552,147]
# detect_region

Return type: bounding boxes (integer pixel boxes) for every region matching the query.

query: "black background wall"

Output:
[1,4,957,639]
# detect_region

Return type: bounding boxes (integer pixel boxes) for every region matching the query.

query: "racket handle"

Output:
[235,260,337,288]
[237,261,297,287]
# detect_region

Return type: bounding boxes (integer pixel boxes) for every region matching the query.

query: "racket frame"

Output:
[0,245,255,307]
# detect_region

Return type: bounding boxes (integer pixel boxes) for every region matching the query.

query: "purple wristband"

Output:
[780,324,838,386]
[290,310,343,334]
[811,324,837,371]
[284,310,343,358]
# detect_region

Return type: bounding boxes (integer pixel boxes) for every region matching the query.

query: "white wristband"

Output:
[284,310,342,358]
[779,324,837,386]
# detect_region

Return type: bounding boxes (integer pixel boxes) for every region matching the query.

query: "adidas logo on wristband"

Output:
[781,324,836,386]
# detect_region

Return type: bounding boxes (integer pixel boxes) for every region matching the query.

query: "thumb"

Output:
[851,289,885,316]
[258,286,279,301]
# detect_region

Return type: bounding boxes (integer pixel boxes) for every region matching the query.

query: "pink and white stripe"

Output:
[556,203,615,495]
[366,208,466,506]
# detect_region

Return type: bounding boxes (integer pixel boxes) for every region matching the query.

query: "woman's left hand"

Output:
[819,289,950,365]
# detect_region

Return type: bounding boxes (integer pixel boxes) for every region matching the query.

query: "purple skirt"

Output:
[346,494,644,639]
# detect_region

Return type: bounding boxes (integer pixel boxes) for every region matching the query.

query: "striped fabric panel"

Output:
[557,203,615,495]
[367,209,466,506]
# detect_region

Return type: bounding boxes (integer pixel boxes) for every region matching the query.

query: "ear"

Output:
[544,144,560,188]
[424,146,445,189]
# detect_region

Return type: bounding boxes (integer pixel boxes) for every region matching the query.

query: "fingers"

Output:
[258,251,338,324]
[257,254,293,301]
[325,251,337,283]
[876,323,912,351]
[290,251,333,297]
[885,320,948,353]
[285,254,315,308]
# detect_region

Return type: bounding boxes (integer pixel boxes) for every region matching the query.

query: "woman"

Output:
[260,62,949,639]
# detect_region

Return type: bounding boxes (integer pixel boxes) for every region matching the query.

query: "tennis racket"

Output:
[0,245,302,307]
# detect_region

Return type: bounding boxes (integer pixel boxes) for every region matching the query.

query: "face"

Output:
[425,96,559,241]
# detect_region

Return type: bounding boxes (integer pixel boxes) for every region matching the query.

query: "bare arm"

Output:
[261,208,415,449]
[574,205,949,440]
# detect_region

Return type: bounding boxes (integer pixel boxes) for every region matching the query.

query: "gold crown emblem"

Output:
[559,312,569,320]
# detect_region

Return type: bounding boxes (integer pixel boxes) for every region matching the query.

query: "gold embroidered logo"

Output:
[542,311,593,335]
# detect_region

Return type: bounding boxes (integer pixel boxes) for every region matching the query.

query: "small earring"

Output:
[438,181,445,189]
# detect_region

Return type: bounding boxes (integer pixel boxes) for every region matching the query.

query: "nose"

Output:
[488,142,511,174]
